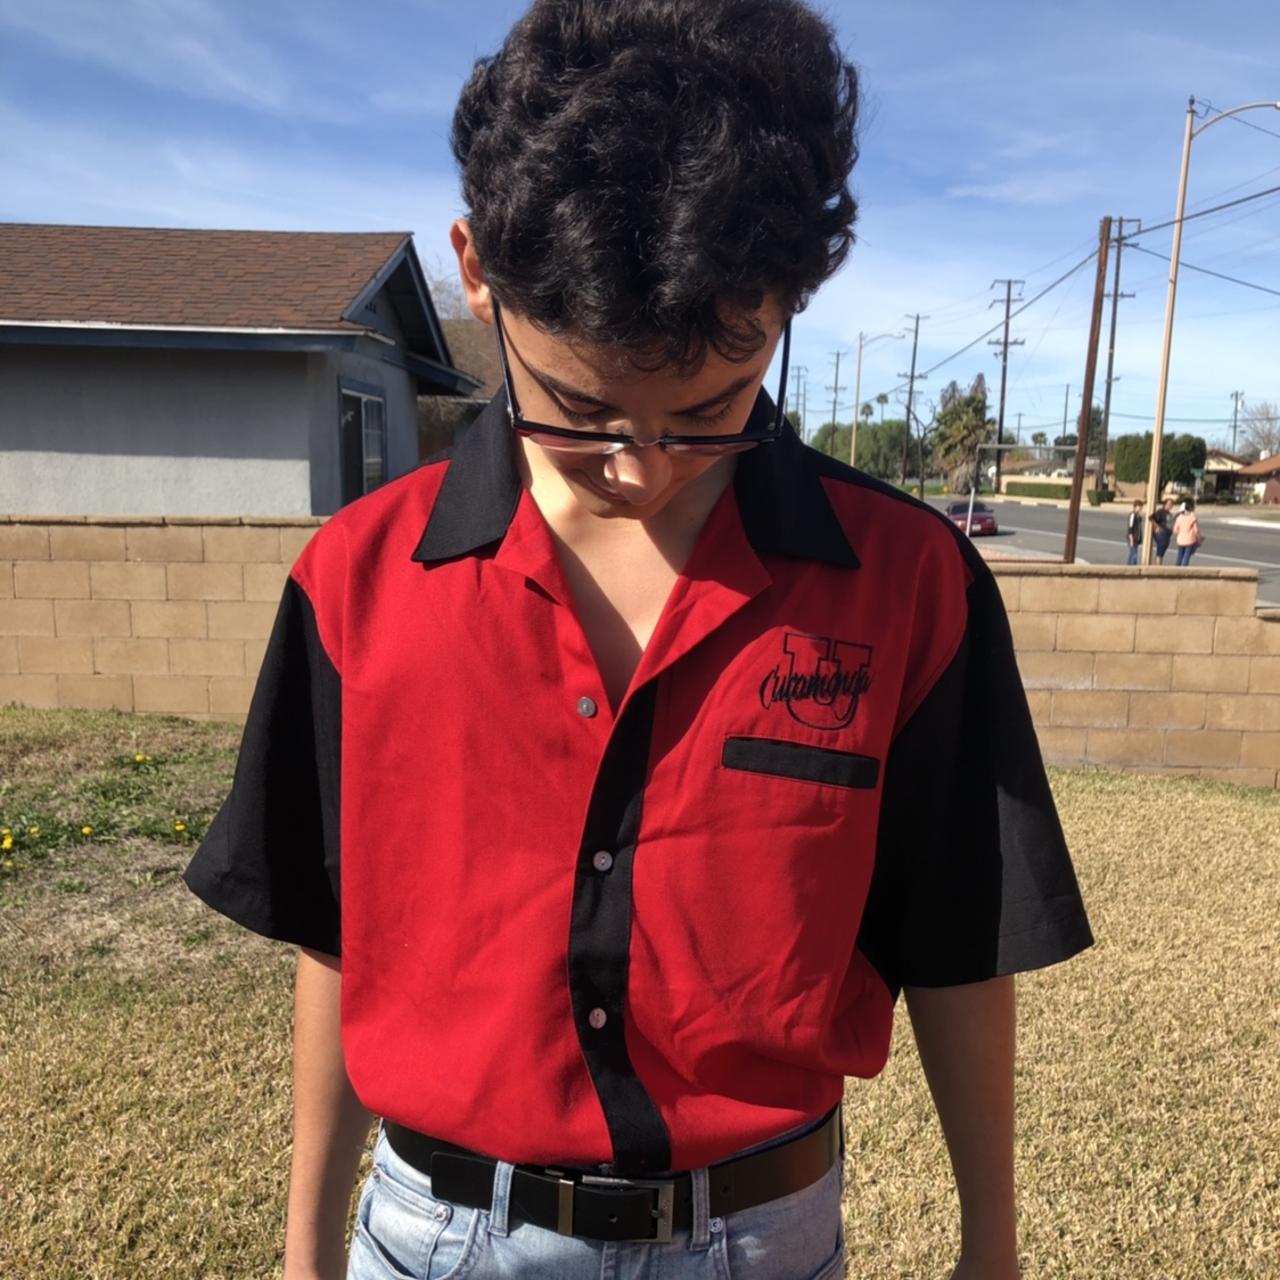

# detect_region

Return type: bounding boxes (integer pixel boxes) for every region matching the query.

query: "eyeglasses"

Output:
[491,297,790,456]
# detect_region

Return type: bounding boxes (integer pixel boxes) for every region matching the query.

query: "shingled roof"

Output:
[0,223,416,331]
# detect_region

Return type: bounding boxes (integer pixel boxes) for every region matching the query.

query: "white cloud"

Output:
[0,99,465,240]
[946,171,1102,206]
[0,0,295,113]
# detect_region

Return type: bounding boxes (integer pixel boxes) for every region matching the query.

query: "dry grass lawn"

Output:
[0,706,1276,1278]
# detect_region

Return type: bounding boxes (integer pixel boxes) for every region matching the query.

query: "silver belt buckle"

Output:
[578,1173,676,1243]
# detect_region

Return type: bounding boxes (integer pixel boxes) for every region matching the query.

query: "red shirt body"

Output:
[185,396,1091,1177]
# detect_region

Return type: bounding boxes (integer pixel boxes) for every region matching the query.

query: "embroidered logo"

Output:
[758,632,873,731]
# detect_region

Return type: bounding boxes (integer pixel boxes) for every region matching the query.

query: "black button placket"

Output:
[566,679,671,1176]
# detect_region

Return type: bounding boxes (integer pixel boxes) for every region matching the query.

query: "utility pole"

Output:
[1231,390,1246,455]
[1064,217,1113,564]
[1061,383,1071,448]
[792,365,809,441]
[989,279,1025,496]
[827,350,845,441]
[1099,217,1139,491]
[1016,411,1023,444]
[898,314,926,487]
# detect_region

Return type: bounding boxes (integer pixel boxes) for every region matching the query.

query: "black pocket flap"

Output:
[722,737,880,789]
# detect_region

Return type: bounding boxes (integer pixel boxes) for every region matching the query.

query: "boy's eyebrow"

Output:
[525,361,760,415]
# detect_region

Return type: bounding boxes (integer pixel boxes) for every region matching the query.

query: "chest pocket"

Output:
[722,735,880,790]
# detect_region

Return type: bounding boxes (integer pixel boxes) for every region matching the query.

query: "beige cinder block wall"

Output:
[0,516,323,721]
[2,519,1279,787]
[994,563,1280,788]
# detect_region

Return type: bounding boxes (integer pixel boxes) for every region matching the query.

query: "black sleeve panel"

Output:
[182,575,342,956]
[857,569,1094,999]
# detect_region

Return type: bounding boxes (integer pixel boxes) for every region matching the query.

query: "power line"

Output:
[1125,243,1280,298]
[1122,183,1280,242]
[1106,410,1235,423]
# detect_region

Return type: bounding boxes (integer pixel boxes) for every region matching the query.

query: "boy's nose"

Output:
[601,442,674,505]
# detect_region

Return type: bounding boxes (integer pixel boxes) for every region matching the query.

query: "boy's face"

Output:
[451,219,785,522]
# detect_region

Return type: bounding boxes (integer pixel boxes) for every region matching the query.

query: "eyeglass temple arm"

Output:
[490,297,523,421]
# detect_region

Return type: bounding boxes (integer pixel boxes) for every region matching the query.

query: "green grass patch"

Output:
[1,707,1277,1277]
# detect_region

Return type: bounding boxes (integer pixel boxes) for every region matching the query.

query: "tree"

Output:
[1053,406,1104,461]
[1241,400,1280,460]
[875,392,889,424]
[1111,432,1206,488]
[859,401,874,423]
[931,375,995,492]
[1164,434,1207,487]
[810,422,850,461]
[1031,431,1048,448]
[820,418,916,480]
[1113,434,1148,484]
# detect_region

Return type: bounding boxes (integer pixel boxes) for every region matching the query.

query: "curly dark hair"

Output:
[451,0,860,369]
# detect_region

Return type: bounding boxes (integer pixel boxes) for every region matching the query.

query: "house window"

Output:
[340,389,387,503]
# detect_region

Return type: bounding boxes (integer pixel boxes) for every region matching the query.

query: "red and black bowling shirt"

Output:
[184,391,1092,1177]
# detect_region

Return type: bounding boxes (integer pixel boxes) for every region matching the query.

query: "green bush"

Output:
[1007,482,1073,500]
[1087,490,1101,507]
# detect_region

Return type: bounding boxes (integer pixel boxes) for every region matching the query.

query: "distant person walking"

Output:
[1151,498,1175,565]
[1126,499,1145,565]
[1173,499,1203,566]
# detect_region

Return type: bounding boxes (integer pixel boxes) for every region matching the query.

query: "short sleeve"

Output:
[857,565,1093,999]
[182,573,342,956]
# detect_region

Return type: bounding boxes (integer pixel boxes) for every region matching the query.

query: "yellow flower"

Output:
[1,836,12,852]
[2,859,13,871]
[135,753,145,762]
[81,825,93,837]
[174,822,187,833]
[28,826,40,837]
[0,827,9,836]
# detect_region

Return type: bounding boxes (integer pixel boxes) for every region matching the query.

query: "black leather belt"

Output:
[382,1105,842,1244]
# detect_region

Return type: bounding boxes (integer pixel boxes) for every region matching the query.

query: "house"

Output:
[1202,447,1251,499]
[1235,453,1280,505]
[0,223,479,517]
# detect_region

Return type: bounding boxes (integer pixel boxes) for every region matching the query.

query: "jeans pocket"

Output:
[721,1160,844,1280]
[351,1134,485,1280]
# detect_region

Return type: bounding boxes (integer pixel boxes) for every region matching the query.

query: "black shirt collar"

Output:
[411,389,859,570]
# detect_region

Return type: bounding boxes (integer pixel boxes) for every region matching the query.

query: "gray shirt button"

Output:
[592,851,614,872]
[577,695,598,718]
[588,1007,608,1030]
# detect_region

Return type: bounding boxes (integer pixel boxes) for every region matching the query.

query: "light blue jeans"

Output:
[347,1122,847,1279]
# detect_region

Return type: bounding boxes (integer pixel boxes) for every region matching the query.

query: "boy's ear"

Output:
[450,219,494,326]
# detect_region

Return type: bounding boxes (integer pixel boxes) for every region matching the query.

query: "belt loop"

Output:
[688,1166,711,1252]
[488,1160,515,1237]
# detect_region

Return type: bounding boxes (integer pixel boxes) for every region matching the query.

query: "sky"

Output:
[2,0,1278,450]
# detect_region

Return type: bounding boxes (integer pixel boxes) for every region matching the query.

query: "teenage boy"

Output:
[1126,499,1145,565]
[184,3,1092,1277]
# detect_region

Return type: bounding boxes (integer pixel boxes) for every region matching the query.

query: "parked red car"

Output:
[946,500,998,536]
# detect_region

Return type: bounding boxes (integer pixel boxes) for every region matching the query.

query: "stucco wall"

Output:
[0,346,314,516]
[1,344,419,518]
[2,520,1278,787]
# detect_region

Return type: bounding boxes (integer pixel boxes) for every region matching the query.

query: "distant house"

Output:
[0,223,479,517]
[1236,453,1280,505]
[1203,448,1251,499]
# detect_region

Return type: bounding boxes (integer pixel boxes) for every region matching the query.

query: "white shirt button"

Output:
[710,1216,724,1234]
[588,1007,608,1029]
[592,851,614,872]
[577,696,597,718]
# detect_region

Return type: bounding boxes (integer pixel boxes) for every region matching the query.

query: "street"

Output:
[926,498,1280,607]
